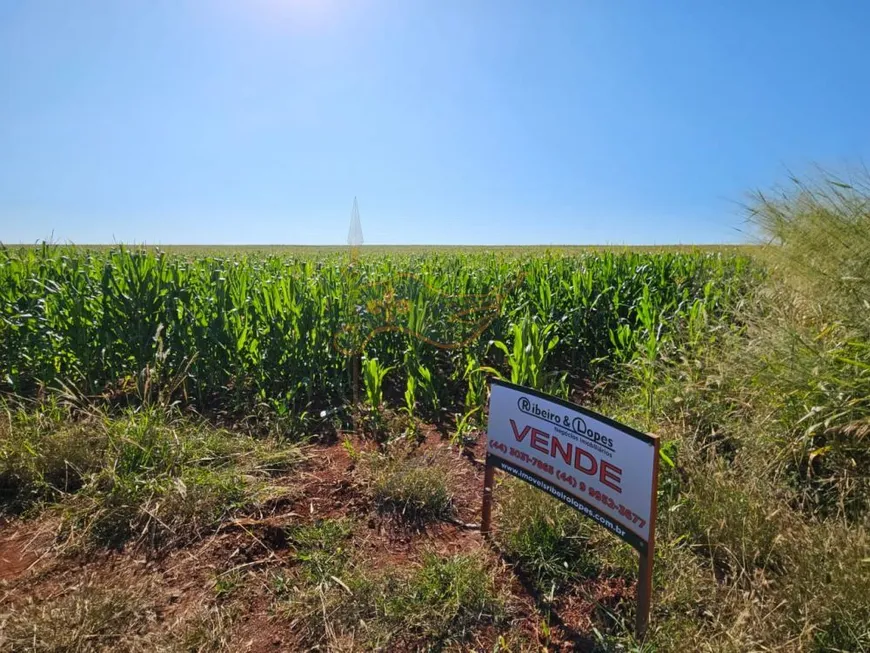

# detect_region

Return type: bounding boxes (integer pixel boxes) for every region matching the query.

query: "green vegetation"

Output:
[1,172,869,650]
[744,172,870,518]
[0,244,756,427]
[286,518,355,585]
[0,403,304,549]
[495,481,599,596]
[594,171,870,650]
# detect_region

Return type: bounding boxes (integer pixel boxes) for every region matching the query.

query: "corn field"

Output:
[0,245,759,420]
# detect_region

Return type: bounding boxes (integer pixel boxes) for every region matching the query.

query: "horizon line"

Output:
[3,242,753,248]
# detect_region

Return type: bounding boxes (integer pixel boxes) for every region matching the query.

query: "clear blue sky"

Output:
[2,1,868,245]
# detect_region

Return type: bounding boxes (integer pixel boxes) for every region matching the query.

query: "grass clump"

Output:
[0,583,236,653]
[171,606,234,653]
[0,401,106,514]
[211,569,245,600]
[278,549,502,650]
[287,518,355,585]
[358,444,455,524]
[797,528,870,652]
[676,457,792,577]
[494,479,599,596]
[381,552,503,646]
[1,401,305,550]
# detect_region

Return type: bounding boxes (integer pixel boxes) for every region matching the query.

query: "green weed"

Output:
[287,518,355,585]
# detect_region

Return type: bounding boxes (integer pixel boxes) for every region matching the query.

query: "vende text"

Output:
[509,419,623,493]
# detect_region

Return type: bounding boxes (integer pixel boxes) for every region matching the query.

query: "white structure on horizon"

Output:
[347,197,364,249]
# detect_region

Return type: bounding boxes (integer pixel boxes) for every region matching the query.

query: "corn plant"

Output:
[452,406,482,447]
[487,315,559,391]
[632,285,667,423]
[463,354,487,416]
[361,357,392,409]
[415,365,440,416]
[0,245,757,427]
[403,374,417,417]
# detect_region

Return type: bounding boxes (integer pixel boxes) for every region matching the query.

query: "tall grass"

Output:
[746,170,870,517]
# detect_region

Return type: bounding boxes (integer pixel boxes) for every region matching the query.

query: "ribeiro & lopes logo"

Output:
[517,396,614,450]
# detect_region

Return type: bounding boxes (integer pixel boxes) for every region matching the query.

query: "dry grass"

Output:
[0,580,234,653]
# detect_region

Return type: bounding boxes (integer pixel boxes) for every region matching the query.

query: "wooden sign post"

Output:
[481,463,495,539]
[481,379,659,640]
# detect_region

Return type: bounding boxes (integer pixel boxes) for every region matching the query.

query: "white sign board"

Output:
[486,379,657,553]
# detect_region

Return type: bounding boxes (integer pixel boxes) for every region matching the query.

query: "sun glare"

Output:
[248,0,341,25]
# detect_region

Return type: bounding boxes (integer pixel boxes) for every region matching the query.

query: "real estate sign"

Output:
[485,379,658,554]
